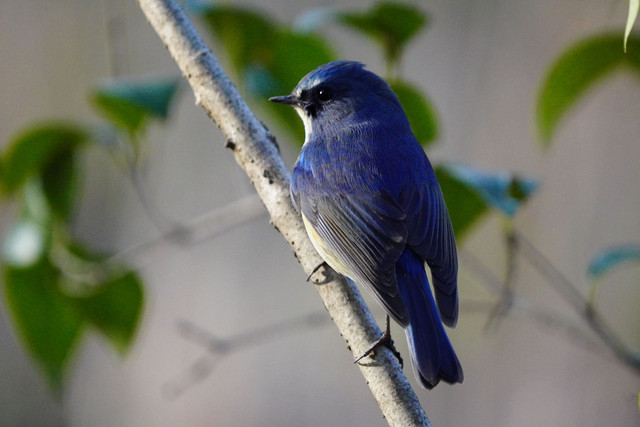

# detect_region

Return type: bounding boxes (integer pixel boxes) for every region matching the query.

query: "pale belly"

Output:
[302,213,351,278]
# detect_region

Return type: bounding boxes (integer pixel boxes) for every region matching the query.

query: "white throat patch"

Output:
[294,106,314,145]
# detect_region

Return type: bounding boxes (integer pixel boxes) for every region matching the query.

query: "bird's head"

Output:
[269,61,406,141]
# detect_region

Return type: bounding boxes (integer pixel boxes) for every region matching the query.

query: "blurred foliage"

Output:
[92,78,181,140]
[337,1,427,73]
[0,76,181,388]
[537,33,640,145]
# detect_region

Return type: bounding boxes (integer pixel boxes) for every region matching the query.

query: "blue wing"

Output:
[291,132,458,328]
[294,188,411,326]
[402,181,459,327]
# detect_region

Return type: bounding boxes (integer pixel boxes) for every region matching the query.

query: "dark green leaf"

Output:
[3,258,84,388]
[2,124,87,195]
[41,146,79,221]
[587,244,640,279]
[199,5,278,75]
[443,164,539,217]
[338,2,427,66]
[391,80,439,147]
[91,78,181,136]
[537,33,640,145]
[72,271,144,354]
[435,165,490,241]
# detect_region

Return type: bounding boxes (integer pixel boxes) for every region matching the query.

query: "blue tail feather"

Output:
[397,249,463,389]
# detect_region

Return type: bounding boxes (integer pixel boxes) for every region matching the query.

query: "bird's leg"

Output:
[354,315,403,368]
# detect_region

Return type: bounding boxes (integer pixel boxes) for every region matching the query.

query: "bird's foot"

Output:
[354,315,403,368]
[306,261,333,284]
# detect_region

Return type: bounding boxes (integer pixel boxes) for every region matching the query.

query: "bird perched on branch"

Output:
[270,61,462,389]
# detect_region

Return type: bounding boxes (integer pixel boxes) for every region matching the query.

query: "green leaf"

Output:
[2,124,87,195]
[434,165,490,241]
[199,5,278,75]
[91,78,181,136]
[41,146,79,221]
[3,258,84,388]
[72,271,144,354]
[443,164,539,218]
[338,2,427,67]
[537,33,640,145]
[587,244,640,279]
[390,80,439,147]
[625,0,639,52]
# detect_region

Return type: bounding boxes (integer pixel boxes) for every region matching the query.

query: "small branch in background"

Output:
[516,231,640,373]
[162,311,329,399]
[485,222,518,331]
[107,194,266,266]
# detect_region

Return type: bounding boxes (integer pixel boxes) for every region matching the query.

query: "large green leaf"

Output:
[434,165,490,241]
[537,33,640,145]
[72,271,144,354]
[443,164,539,218]
[587,244,640,279]
[391,80,439,147]
[2,124,87,195]
[338,2,427,67]
[199,4,278,75]
[3,259,84,388]
[91,78,181,136]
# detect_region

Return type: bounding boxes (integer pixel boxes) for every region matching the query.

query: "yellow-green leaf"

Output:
[537,33,640,145]
[625,0,639,52]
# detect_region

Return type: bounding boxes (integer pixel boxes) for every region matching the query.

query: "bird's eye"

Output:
[315,86,334,103]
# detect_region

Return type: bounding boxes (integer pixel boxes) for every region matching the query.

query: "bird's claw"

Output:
[354,315,403,368]
[306,261,333,284]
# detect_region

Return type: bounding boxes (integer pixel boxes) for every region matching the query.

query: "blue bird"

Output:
[270,61,463,389]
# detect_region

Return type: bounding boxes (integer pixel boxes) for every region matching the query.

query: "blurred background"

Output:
[1,0,639,426]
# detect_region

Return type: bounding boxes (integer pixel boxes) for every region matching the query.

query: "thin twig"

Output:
[515,231,640,373]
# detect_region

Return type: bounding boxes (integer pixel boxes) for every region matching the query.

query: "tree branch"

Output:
[136,0,430,425]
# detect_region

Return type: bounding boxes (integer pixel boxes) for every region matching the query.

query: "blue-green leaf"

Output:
[3,258,84,388]
[443,164,539,218]
[434,165,490,241]
[390,80,439,147]
[91,78,181,136]
[338,2,427,66]
[2,124,87,195]
[537,33,640,145]
[587,244,640,279]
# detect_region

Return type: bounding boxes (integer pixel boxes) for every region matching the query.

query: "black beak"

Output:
[269,95,299,106]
